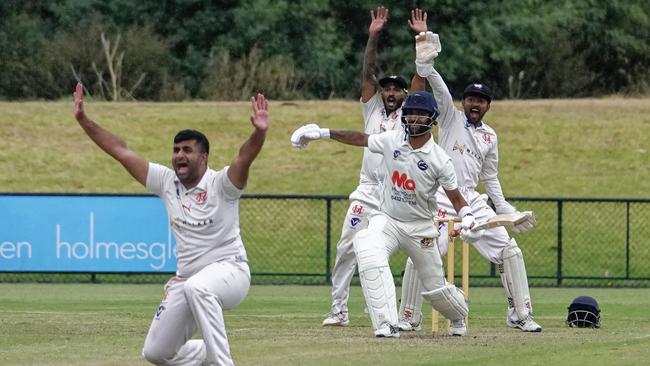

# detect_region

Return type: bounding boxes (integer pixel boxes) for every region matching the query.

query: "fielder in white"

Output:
[292,91,483,338]
[73,82,270,365]
[396,11,542,333]
[322,5,407,327]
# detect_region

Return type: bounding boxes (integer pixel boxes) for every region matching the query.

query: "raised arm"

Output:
[361,6,389,102]
[227,93,269,189]
[73,82,149,186]
[408,9,428,92]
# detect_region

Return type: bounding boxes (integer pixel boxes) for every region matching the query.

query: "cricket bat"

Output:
[439,212,529,236]
[471,212,528,231]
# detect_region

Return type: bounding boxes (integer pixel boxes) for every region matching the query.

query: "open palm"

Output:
[250,93,269,131]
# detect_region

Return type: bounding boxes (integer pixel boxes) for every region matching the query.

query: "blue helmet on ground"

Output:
[566,295,601,328]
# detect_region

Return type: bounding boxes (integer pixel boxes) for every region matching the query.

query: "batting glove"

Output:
[290,123,330,149]
[459,207,483,243]
[511,211,536,234]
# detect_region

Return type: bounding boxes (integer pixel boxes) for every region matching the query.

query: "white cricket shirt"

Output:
[425,69,515,214]
[146,163,247,278]
[359,93,402,185]
[368,130,457,222]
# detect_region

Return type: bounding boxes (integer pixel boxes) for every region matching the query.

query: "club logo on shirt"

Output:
[420,237,434,248]
[351,205,364,215]
[155,304,166,319]
[482,134,492,144]
[393,150,401,159]
[453,141,466,155]
[195,192,207,204]
[391,170,416,190]
[350,217,361,227]
[417,160,428,171]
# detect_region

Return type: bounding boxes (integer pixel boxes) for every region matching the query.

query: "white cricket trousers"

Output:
[370,213,446,293]
[329,184,380,314]
[142,258,250,366]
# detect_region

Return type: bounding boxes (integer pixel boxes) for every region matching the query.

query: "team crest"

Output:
[195,192,207,204]
[417,160,428,171]
[420,237,434,248]
[351,205,364,215]
[482,134,492,144]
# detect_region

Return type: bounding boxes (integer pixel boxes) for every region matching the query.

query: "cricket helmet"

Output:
[566,295,601,328]
[400,91,440,137]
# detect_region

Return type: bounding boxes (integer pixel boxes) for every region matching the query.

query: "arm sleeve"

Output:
[480,142,516,214]
[425,68,457,129]
[367,133,385,154]
[361,93,382,133]
[146,163,173,196]
[219,166,244,201]
[438,158,458,191]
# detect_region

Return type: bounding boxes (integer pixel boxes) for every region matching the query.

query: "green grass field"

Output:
[1,99,649,364]
[1,98,649,197]
[1,284,648,366]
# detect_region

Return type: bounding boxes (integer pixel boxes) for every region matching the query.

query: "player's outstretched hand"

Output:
[511,211,536,234]
[250,93,269,132]
[73,82,87,123]
[290,123,330,149]
[369,6,388,36]
[408,8,428,33]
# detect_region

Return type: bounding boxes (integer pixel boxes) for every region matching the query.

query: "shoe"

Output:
[322,311,349,327]
[449,318,467,336]
[374,324,400,338]
[507,316,542,332]
[397,319,422,331]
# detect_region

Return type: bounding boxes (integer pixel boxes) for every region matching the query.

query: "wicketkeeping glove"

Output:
[511,211,536,234]
[415,31,441,77]
[290,123,330,149]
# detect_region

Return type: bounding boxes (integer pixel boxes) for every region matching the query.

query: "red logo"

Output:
[195,192,207,204]
[482,134,492,144]
[437,209,448,218]
[352,205,364,215]
[391,171,416,190]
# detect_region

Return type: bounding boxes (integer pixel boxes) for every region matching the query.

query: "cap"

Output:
[463,83,493,103]
[378,75,408,90]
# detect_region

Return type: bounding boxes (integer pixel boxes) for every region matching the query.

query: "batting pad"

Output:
[500,239,532,320]
[398,257,423,325]
[354,229,398,330]
[422,284,468,320]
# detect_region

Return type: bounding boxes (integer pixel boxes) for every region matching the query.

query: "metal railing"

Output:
[1,194,649,287]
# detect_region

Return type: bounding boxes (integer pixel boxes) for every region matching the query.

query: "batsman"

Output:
[397,9,542,333]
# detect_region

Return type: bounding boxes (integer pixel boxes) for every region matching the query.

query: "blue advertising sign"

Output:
[0,194,176,272]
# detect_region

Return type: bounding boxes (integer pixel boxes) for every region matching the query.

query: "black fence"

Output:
[2,195,649,287]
